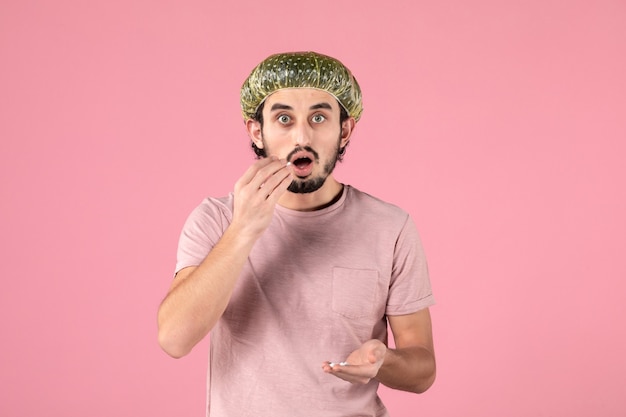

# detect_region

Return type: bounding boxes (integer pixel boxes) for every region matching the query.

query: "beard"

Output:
[287,155,337,193]
[263,136,342,194]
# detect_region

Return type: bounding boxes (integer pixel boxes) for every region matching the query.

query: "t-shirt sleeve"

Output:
[175,198,230,275]
[386,215,435,315]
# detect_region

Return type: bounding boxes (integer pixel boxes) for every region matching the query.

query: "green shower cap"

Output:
[240,51,363,122]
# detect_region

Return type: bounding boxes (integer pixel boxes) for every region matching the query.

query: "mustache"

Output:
[286,146,320,162]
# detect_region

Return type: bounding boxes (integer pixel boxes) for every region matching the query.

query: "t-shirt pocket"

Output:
[332,267,380,318]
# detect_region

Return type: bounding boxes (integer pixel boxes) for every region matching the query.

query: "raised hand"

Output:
[232,156,292,239]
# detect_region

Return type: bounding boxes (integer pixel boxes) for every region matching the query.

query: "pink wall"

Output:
[1,1,625,416]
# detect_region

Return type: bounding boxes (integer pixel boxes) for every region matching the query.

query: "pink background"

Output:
[1,0,625,416]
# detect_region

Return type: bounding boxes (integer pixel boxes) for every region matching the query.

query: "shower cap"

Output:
[240,51,363,122]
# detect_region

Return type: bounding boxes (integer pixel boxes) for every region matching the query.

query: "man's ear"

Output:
[340,117,356,148]
[246,119,264,149]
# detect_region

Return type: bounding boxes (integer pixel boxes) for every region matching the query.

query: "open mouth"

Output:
[288,151,316,177]
[293,156,312,169]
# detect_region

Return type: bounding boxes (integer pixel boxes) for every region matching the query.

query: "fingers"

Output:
[321,361,375,385]
[264,163,292,202]
[230,157,292,239]
[234,157,292,205]
[237,157,291,193]
[233,156,292,218]
[322,340,387,385]
[322,361,349,372]
[236,157,279,189]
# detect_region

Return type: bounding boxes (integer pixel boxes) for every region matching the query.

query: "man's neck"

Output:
[277,177,344,212]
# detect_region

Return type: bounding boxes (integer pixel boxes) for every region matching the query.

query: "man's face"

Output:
[253,88,351,193]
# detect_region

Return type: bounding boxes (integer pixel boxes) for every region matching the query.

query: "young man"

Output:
[158,51,436,416]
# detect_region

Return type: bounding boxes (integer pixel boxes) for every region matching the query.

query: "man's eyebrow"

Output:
[310,102,333,111]
[269,103,293,112]
[269,102,334,112]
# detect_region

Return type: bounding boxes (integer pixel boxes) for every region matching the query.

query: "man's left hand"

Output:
[322,339,387,384]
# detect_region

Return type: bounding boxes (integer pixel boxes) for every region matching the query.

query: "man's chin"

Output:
[287,177,326,194]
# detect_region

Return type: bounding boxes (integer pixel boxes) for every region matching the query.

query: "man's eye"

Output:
[312,114,326,123]
[278,115,291,124]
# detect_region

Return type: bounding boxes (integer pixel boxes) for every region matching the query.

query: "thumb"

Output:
[369,344,385,364]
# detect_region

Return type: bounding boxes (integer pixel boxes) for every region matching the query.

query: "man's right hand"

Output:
[158,157,292,358]
[232,156,292,239]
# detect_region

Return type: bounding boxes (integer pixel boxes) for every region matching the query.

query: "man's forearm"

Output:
[157,224,257,358]
[376,345,436,393]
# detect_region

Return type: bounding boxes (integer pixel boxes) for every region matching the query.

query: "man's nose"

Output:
[293,121,312,146]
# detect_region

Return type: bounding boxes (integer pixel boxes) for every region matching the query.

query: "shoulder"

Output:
[345,185,410,221]
[194,194,234,217]
[182,194,234,235]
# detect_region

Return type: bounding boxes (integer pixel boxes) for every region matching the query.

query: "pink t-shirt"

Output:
[176,185,434,417]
